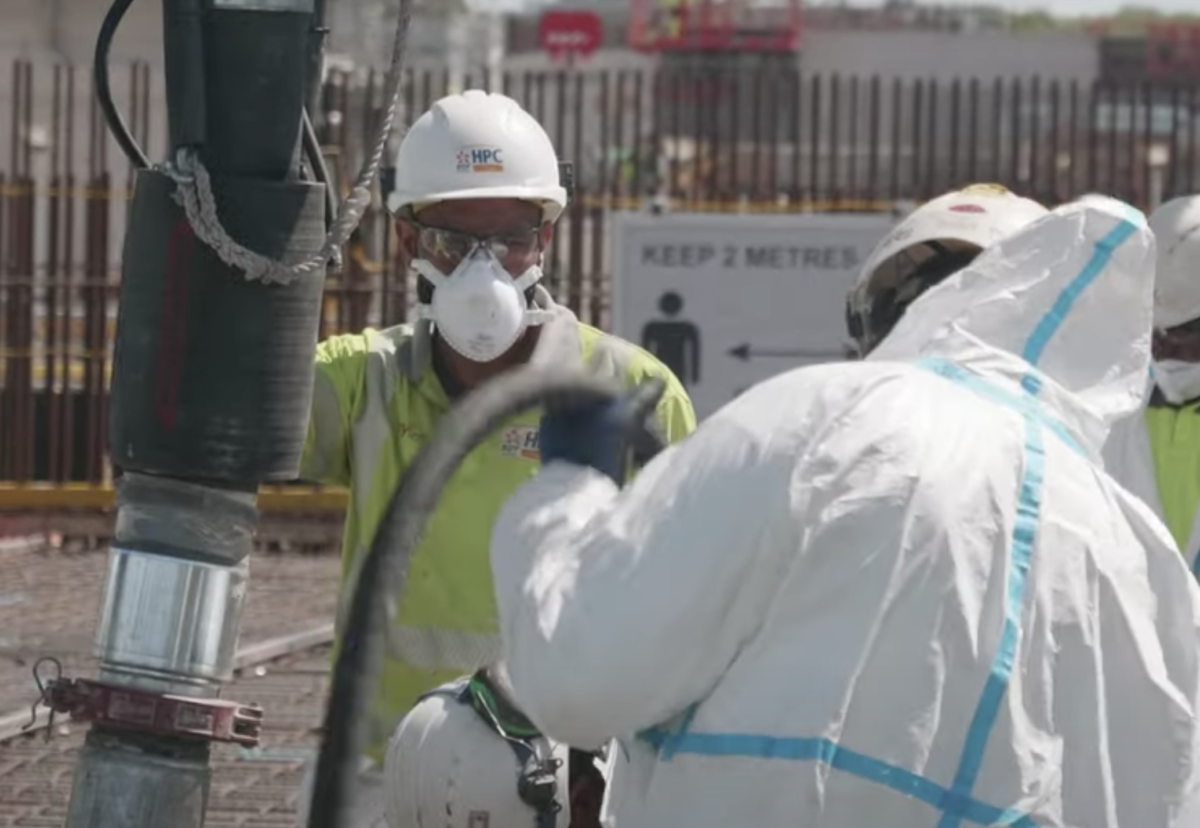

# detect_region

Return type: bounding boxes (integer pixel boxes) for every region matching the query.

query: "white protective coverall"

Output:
[488,198,1200,828]
[1103,194,1200,566]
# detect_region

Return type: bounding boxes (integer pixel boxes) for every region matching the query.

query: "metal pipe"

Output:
[2,621,335,743]
[94,474,254,696]
[62,0,324,825]
[62,473,258,828]
[66,729,213,827]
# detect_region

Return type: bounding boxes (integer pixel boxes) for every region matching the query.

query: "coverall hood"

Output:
[869,197,1156,447]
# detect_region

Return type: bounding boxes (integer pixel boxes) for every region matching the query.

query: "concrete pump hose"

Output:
[305,364,669,828]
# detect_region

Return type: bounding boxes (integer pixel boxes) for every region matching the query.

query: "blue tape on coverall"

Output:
[640,215,1138,828]
[935,215,1137,828]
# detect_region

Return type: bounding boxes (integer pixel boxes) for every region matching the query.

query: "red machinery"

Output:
[1145,22,1200,79]
[629,0,803,53]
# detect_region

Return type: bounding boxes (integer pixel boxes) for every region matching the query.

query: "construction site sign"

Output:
[538,10,603,62]
[611,211,893,420]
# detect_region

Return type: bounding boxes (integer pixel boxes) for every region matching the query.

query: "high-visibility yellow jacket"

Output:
[1105,391,1200,573]
[1144,401,1200,560]
[301,291,697,762]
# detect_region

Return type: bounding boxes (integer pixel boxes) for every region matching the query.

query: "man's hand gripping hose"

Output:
[304,366,667,828]
[538,377,667,482]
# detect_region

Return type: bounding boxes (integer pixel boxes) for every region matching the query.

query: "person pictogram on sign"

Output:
[641,290,700,386]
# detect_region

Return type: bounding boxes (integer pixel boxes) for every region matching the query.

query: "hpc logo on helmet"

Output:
[457,145,505,173]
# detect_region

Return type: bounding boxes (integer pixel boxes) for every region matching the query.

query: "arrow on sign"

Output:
[728,343,849,361]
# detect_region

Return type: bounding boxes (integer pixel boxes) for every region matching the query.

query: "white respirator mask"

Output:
[415,249,554,363]
[1153,359,1200,405]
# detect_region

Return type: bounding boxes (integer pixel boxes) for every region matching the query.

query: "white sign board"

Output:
[611,212,894,420]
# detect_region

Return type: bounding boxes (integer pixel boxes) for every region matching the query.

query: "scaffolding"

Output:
[628,0,803,53]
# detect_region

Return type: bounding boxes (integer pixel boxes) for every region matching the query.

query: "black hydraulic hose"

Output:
[301,108,337,235]
[305,366,668,828]
[94,0,150,169]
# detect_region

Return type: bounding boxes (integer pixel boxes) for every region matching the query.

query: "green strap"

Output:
[467,670,542,740]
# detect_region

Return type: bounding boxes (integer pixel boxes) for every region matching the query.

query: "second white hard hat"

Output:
[855,184,1050,297]
[1148,194,1200,330]
[383,690,571,828]
[845,183,1049,352]
[387,89,569,222]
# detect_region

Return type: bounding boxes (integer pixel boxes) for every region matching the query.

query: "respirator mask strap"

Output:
[414,257,449,291]
[413,259,446,325]
[512,264,555,325]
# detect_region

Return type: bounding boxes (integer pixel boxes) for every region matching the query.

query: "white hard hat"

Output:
[1148,194,1200,330]
[846,183,1049,352]
[387,89,569,223]
[384,690,571,828]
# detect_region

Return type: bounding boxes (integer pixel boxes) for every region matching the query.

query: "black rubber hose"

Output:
[305,366,668,828]
[301,108,338,235]
[94,0,151,169]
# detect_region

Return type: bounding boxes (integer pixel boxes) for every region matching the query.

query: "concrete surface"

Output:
[0,540,341,827]
[0,646,332,827]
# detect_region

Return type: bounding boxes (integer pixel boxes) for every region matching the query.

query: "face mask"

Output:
[415,250,553,363]
[1153,359,1200,405]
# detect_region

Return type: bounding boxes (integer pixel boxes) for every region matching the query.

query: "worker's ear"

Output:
[539,221,555,249]
[395,218,419,267]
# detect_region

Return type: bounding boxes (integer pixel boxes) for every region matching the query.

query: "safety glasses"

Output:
[412,221,541,270]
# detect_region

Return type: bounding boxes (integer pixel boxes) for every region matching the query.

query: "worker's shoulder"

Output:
[740,358,922,419]
[577,322,687,390]
[784,359,1020,435]
[314,324,426,406]
[317,323,416,363]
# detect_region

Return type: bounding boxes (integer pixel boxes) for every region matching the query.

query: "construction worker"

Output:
[294,89,696,827]
[486,197,1200,826]
[376,183,1048,828]
[1105,194,1200,571]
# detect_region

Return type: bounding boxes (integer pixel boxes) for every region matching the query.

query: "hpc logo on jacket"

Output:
[500,426,540,459]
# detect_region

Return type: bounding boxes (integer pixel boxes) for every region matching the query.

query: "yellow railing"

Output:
[0,483,349,513]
